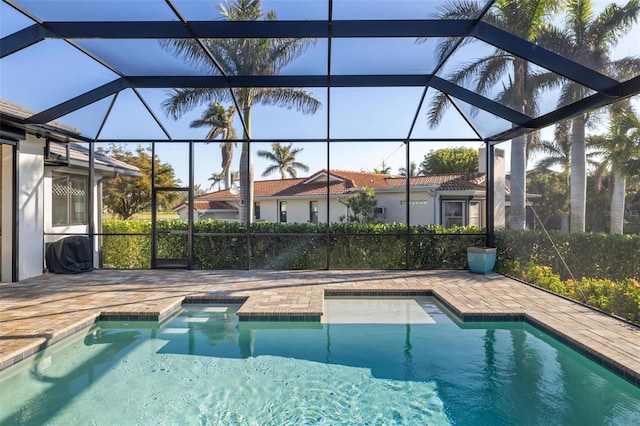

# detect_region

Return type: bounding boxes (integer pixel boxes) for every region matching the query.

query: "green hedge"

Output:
[101,220,484,270]
[495,229,640,281]
[101,220,151,268]
[501,260,640,324]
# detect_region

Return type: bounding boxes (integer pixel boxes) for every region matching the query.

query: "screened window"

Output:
[254,202,261,221]
[52,174,87,225]
[309,201,318,223]
[442,200,464,228]
[279,201,287,223]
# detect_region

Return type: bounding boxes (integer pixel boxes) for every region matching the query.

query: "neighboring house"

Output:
[176,168,493,228]
[1,98,140,281]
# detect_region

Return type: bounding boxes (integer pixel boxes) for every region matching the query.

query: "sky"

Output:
[1,0,639,189]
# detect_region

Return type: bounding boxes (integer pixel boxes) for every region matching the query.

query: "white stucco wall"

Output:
[17,136,45,280]
[262,198,349,223]
[1,144,13,281]
[375,190,435,225]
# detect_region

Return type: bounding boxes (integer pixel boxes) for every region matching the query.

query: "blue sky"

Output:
[1,0,638,189]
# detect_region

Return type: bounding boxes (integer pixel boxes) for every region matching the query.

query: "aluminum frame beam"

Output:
[24,74,530,126]
[2,19,619,94]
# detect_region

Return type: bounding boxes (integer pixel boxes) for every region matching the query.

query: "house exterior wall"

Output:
[262,198,348,224]
[17,136,46,280]
[1,145,12,281]
[188,189,484,228]
[375,190,436,225]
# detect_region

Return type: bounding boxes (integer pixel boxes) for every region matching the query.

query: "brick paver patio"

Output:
[1,269,639,385]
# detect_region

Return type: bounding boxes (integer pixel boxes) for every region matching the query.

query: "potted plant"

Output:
[467,246,497,274]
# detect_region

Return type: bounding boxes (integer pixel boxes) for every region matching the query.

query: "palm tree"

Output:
[398,161,418,177]
[373,160,392,174]
[588,108,640,234]
[536,0,640,232]
[257,143,309,179]
[190,102,238,189]
[532,121,600,184]
[208,172,225,191]
[425,0,560,230]
[161,0,321,223]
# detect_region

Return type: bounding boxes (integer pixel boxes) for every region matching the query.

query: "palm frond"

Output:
[426,90,452,128]
[261,164,279,177]
[289,161,309,172]
[252,88,321,114]
[589,0,640,50]
[162,88,232,119]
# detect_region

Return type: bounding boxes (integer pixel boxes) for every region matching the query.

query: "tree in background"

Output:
[527,172,569,230]
[208,172,225,191]
[419,147,478,174]
[345,187,379,223]
[398,161,418,177]
[588,108,640,234]
[373,160,392,174]
[189,102,238,189]
[162,0,321,224]
[99,144,180,219]
[257,142,309,179]
[425,0,559,230]
[536,0,640,232]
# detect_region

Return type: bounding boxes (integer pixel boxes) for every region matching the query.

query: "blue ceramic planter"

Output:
[467,247,497,274]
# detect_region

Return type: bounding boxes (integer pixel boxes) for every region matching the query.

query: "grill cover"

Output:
[46,236,93,274]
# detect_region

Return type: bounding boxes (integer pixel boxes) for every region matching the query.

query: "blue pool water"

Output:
[1,298,639,425]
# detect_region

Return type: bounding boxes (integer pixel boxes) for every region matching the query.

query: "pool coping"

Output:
[1,270,638,388]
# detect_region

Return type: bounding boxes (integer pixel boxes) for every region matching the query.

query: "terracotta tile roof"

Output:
[175,199,236,211]
[193,200,236,210]
[308,169,392,189]
[196,170,485,200]
[386,172,485,190]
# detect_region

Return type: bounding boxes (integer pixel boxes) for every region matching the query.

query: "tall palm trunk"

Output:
[510,134,527,229]
[224,169,232,189]
[508,59,529,230]
[570,115,586,233]
[609,171,626,234]
[239,107,253,224]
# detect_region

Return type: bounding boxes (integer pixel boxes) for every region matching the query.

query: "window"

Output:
[468,201,481,227]
[52,174,87,225]
[254,202,261,220]
[309,201,318,223]
[279,201,287,223]
[442,200,464,227]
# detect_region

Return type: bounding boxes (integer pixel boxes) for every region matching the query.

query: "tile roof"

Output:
[0,97,79,134]
[385,172,485,188]
[47,142,141,176]
[197,170,486,201]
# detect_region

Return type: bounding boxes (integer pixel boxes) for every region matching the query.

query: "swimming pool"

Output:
[1,298,639,425]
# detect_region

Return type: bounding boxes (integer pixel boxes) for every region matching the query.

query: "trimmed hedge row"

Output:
[500,260,640,324]
[495,229,640,281]
[101,220,485,270]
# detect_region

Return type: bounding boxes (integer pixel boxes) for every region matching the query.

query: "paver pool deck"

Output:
[1,269,639,385]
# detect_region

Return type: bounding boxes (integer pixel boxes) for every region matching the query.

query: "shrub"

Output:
[495,229,640,281]
[100,220,483,270]
[500,260,640,324]
[101,220,151,268]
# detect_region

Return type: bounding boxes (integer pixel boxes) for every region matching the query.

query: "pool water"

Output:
[1,298,639,425]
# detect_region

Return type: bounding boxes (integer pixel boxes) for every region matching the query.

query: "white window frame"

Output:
[51,173,88,226]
